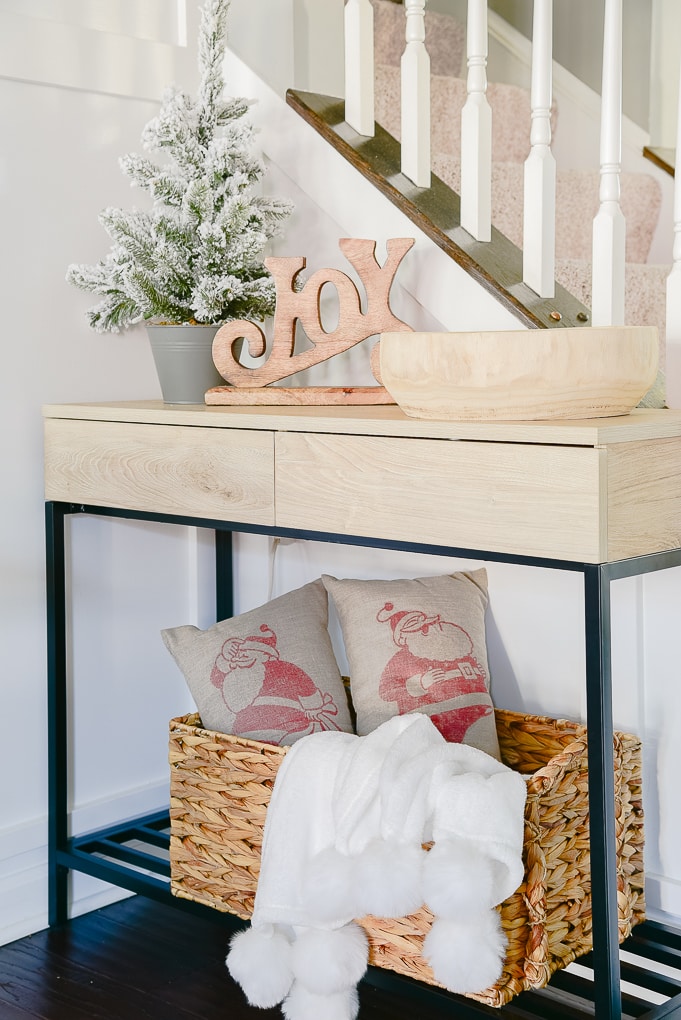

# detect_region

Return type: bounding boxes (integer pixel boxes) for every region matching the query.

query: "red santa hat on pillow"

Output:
[239,626,279,659]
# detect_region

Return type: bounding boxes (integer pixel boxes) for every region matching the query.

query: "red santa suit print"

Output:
[377,602,492,742]
[210,624,341,743]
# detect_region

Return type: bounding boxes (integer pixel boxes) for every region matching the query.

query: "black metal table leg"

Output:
[584,563,621,1019]
[215,529,233,621]
[45,501,70,925]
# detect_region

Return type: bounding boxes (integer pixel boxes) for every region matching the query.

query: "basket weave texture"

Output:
[169,708,645,1007]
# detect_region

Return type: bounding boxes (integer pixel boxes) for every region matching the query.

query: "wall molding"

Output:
[0,10,193,101]
[0,780,168,946]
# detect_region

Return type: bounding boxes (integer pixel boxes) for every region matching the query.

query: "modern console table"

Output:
[43,400,681,1020]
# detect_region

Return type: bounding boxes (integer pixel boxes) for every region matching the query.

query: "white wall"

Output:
[2,0,681,949]
[0,2,202,942]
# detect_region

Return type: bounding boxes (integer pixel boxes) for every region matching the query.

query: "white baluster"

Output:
[665,56,681,408]
[460,0,492,241]
[401,0,431,187]
[523,0,556,298]
[592,0,626,326]
[345,0,375,137]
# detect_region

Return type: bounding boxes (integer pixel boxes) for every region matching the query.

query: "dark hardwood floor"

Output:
[5,896,679,1018]
[0,896,465,1019]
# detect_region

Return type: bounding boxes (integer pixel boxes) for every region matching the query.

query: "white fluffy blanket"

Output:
[226,714,527,1019]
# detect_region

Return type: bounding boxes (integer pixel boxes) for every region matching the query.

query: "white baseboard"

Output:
[0,779,168,946]
[645,872,681,924]
[0,824,48,946]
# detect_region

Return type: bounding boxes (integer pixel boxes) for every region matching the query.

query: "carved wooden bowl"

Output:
[379,326,659,421]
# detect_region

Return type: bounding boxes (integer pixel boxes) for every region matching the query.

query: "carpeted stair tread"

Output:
[431,155,662,265]
[372,0,466,78]
[375,63,555,166]
[555,258,670,350]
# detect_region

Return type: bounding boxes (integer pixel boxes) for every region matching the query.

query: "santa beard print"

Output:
[377,604,491,744]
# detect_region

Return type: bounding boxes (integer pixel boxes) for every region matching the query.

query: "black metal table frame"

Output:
[45,500,681,1020]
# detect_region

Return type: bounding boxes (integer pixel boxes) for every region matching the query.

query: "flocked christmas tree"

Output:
[67,0,293,332]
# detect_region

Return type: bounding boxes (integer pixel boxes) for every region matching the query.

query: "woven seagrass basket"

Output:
[168,708,645,1008]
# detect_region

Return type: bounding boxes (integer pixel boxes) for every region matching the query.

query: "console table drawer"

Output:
[276,432,605,562]
[44,418,275,525]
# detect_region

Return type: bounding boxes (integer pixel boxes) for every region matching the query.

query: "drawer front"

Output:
[276,433,605,562]
[44,418,275,525]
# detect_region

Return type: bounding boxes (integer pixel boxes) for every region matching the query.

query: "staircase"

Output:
[287,0,674,408]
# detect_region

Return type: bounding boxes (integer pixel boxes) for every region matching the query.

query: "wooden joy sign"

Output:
[207,237,414,405]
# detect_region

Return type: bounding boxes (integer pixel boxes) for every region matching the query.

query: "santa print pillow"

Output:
[323,570,500,759]
[162,580,353,746]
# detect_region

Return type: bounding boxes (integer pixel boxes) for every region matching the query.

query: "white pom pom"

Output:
[226,924,293,1008]
[355,840,425,917]
[422,838,497,917]
[302,847,363,923]
[282,982,360,1020]
[291,923,368,993]
[423,912,506,994]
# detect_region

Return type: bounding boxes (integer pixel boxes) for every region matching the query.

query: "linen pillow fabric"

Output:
[322,570,500,759]
[162,580,353,746]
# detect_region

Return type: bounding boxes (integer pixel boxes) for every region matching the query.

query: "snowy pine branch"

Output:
[87,293,143,333]
[66,0,292,333]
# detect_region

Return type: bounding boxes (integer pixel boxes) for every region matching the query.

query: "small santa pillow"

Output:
[162,580,353,745]
[323,570,500,759]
